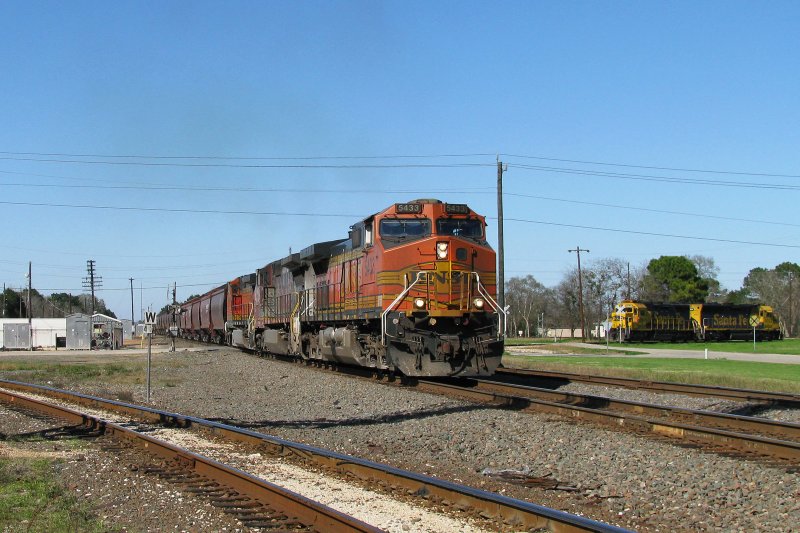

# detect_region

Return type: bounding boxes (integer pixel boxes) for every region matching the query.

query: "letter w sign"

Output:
[144,311,157,325]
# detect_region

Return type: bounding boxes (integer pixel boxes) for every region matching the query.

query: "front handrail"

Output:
[380,271,425,344]
[472,272,507,340]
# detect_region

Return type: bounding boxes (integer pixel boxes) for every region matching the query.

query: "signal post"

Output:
[144,309,156,402]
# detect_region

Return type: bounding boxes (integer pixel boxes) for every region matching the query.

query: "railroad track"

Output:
[495,367,800,408]
[194,340,800,464]
[412,378,800,465]
[0,379,630,533]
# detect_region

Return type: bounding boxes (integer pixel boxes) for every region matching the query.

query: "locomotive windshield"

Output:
[437,218,483,238]
[379,218,431,240]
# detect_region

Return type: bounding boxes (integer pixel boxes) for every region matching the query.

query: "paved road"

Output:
[561,342,800,365]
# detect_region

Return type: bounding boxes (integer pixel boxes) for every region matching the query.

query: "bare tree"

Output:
[743,263,800,336]
[554,269,581,337]
[687,255,726,302]
[505,275,550,337]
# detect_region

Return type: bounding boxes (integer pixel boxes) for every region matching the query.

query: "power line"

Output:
[0,180,494,195]
[505,192,800,228]
[34,280,229,292]
[0,267,239,281]
[0,150,495,161]
[503,217,800,249]
[3,174,793,228]
[502,153,800,179]
[0,200,363,218]
[1,256,269,267]
[3,200,799,250]
[0,155,493,169]
[511,163,800,190]
[2,149,795,178]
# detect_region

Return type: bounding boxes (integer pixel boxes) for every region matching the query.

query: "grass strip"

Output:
[602,338,800,355]
[0,456,107,532]
[502,355,800,393]
[506,337,800,355]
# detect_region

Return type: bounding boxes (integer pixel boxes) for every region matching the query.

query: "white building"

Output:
[0,318,67,349]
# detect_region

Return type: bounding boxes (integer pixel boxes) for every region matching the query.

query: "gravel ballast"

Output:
[3,347,799,532]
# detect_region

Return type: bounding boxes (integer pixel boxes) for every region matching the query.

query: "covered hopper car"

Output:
[158,199,506,377]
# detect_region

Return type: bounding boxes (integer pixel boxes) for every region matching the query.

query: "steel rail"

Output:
[0,379,630,533]
[465,378,800,442]
[0,386,378,532]
[415,380,800,463]
[495,367,800,407]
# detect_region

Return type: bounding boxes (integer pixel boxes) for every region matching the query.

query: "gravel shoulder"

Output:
[0,403,247,532]
[2,347,799,532]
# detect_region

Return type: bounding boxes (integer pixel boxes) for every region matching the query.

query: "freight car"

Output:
[158,199,505,377]
[609,300,783,342]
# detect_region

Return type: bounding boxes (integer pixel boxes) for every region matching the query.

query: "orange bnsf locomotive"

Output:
[162,199,505,377]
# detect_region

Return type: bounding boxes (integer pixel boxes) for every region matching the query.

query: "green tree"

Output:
[47,293,82,315]
[641,256,709,303]
[2,289,24,318]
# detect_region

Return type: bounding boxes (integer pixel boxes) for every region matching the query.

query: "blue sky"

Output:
[1,1,798,319]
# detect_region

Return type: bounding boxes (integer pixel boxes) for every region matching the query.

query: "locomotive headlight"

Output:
[414,298,426,309]
[473,297,485,309]
[436,241,448,259]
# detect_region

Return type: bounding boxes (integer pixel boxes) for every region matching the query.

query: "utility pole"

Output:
[83,260,102,349]
[569,247,590,342]
[170,282,177,352]
[130,277,135,333]
[497,158,507,336]
[626,262,631,300]
[789,272,794,338]
[2,282,5,318]
[83,260,102,316]
[27,262,32,351]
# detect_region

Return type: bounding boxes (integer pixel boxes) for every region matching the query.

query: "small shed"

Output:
[66,314,91,350]
[92,314,123,349]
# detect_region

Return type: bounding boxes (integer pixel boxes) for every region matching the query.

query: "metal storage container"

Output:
[2,323,30,349]
[66,314,91,350]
